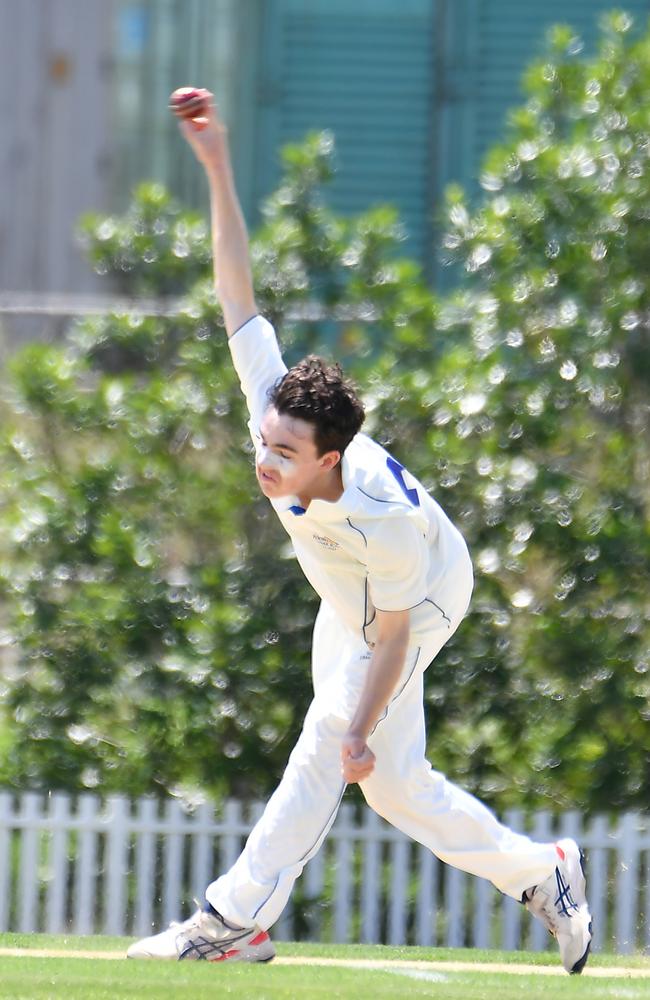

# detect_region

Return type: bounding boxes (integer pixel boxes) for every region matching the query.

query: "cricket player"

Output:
[127,89,592,973]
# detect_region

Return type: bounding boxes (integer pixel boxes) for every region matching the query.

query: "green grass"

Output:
[0,935,647,1000]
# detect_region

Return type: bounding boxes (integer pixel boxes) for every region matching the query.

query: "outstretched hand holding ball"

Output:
[169,87,211,129]
[169,87,226,167]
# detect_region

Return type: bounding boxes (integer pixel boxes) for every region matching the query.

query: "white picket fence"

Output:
[0,791,648,954]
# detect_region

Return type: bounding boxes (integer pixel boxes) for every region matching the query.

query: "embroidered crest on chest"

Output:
[312,533,340,551]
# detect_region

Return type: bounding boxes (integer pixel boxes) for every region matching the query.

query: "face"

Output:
[255,407,340,501]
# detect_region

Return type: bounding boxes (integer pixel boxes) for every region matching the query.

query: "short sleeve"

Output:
[366,516,429,612]
[228,315,288,444]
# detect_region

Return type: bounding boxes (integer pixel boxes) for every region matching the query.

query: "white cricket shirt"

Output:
[229,315,472,645]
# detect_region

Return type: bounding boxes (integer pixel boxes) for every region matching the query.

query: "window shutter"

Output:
[454,0,650,195]
[255,0,437,263]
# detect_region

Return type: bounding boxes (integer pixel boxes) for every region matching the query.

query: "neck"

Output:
[298,464,343,507]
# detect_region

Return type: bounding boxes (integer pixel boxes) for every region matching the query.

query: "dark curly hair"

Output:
[268,355,365,457]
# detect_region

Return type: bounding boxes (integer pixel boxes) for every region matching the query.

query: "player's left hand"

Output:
[341,734,376,783]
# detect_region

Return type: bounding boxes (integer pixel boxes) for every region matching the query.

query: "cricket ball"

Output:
[169,87,210,130]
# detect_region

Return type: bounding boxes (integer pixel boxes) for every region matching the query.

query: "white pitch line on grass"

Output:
[276,956,650,978]
[386,968,450,984]
[0,949,649,979]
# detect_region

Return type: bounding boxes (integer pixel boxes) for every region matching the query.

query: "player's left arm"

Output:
[341,608,410,783]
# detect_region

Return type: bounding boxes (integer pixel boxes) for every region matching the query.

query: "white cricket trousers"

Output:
[206,552,557,930]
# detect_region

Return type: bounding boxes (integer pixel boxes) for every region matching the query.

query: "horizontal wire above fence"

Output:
[0,293,379,323]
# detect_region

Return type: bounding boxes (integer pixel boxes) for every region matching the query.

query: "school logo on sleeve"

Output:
[312,533,340,551]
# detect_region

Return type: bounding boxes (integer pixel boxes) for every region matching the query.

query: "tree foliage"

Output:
[0,12,648,813]
[368,11,650,812]
[0,135,428,802]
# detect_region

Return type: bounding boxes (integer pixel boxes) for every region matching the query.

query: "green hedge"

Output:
[0,13,647,813]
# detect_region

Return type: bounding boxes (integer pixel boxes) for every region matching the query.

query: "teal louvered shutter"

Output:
[253,1,650,282]
[112,0,241,211]
[254,0,437,264]
[440,0,650,199]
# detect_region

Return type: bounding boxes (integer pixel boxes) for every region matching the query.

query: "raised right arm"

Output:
[171,89,257,338]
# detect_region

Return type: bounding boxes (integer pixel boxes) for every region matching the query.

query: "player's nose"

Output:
[256,444,270,466]
[256,444,279,473]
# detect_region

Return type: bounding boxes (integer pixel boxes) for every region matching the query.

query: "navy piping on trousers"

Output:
[252,779,347,921]
[369,646,422,737]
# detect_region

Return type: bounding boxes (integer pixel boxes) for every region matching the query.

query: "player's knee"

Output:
[289,708,349,768]
[362,759,438,813]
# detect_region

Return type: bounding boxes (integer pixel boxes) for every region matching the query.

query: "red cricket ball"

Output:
[169,87,210,130]
[170,87,200,106]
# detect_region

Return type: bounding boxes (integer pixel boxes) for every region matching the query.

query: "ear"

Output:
[319,449,341,472]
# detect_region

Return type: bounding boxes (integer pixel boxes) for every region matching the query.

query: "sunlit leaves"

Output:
[0,15,648,813]
[373,11,650,812]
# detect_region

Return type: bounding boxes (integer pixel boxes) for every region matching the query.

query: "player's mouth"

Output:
[257,468,279,486]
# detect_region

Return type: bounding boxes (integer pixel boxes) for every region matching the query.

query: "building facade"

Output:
[2,0,649,296]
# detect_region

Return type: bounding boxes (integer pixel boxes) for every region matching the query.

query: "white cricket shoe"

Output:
[524,838,592,974]
[126,905,275,963]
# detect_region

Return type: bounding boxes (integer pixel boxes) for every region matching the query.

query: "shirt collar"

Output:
[277,449,355,520]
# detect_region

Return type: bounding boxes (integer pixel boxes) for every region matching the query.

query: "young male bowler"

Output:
[127,89,592,974]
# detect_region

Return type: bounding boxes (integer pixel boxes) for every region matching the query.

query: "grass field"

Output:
[0,934,648,1000]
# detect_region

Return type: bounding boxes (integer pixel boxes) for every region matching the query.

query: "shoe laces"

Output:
[173,901,248,944]
[168,900,215,933]
[529,866,579,935]
[168,908,203,933]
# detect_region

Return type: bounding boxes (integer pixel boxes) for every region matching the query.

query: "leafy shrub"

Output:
[0,13,648,813]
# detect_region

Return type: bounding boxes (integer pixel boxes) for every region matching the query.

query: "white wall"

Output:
[0,0,255,304]
[0,0,115,294]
